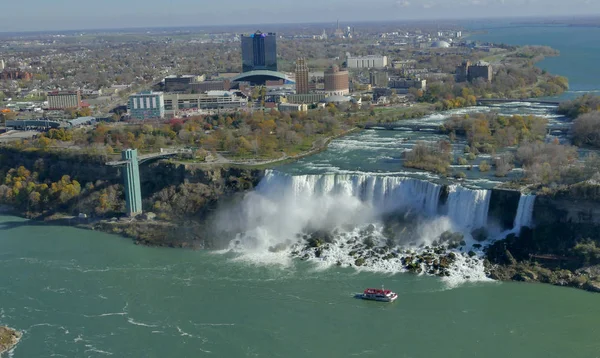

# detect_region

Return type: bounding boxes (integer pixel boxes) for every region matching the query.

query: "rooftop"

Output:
[132,91,163,96]
[322,95,352,103]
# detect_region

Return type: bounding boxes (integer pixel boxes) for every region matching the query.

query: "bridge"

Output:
[106,149,186,166]
[477,98,561,106]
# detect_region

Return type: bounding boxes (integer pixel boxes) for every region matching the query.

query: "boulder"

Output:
[268,243,287,253]
[513,269,538,282]
[0,326,21,354]
[307,238,323,248]
[141,212,157,221]
[584,280,600,293]
[577,265,600,279]
[471,228,489,242]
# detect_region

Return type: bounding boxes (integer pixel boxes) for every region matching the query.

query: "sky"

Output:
[0,0,599,32]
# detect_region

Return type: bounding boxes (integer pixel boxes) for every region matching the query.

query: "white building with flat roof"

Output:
[346,55,388,69]
[163,91,247,116]
[278,103,308,113]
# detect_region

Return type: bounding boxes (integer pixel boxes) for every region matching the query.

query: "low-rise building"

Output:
[388,78,427,93]
[68,116,96,127]
[47,90,81,109]
[163,91,247,116]
[278,103,308,113]
[164,75,204,92]
[456,61,493,83]
[286,93,327,104]
[347,55,388,69]
[191,80,231,93]
[127,91,165,120]
[369,71,389,87]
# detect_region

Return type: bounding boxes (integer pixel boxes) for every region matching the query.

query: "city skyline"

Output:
[0,0,599,32]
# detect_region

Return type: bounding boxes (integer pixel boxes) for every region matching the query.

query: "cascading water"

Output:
[256,170,443,217]
[512,194,536,232]
[216,170,496,283]
[445,185,491,231]
[228,171,495,245]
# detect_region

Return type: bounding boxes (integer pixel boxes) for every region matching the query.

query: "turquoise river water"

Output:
[1,216,600,357]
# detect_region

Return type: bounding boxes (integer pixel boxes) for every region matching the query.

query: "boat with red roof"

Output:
[358,286,398,302]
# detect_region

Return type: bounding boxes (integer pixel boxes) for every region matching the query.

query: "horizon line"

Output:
[1,14,599,35]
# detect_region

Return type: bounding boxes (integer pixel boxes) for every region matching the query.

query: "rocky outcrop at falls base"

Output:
[284,227,484,278]
[485,184,600,293]
[0,326,22,354]
[485,257,600,293]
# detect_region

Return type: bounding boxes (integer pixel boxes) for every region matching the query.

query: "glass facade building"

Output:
[241,31,277,72]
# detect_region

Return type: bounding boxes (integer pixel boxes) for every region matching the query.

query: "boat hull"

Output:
[357,294,397,302]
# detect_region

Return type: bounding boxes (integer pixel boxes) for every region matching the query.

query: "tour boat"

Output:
[358,287,398,302]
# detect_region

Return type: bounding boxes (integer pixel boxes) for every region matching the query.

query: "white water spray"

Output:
[215,171,498,282]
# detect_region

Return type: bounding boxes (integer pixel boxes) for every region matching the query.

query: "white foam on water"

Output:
[83,312,127,318]
[126,318,159,328]
[442,253,492,289]
[84,346,113,356]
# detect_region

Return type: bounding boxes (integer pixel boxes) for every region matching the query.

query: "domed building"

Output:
[430,41,451,49]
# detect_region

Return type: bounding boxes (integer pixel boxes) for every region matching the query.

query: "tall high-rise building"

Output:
[241,31,277,72]
[295,58,310,94]
[0,60,5,71]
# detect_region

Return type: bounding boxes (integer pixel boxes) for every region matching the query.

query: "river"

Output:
[3,25,600,357]
[1,215,600,357]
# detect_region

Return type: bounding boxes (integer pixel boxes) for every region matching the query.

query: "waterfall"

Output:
[255,171,495,230]
[445,185,491,230]
[219,170,498,256]
[512,194,536,232]
[256,170,443,217]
